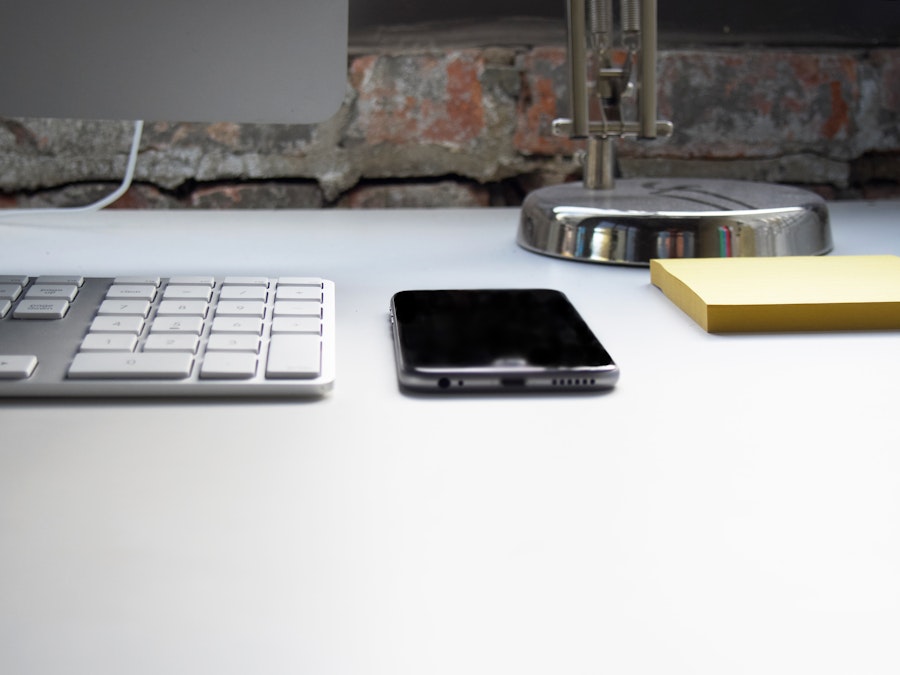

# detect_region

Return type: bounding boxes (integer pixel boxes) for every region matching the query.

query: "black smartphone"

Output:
[389,289,619,393]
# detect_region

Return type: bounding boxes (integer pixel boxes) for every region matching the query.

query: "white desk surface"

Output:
[1,201,899,675]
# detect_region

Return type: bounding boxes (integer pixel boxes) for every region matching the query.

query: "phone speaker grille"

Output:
[551,378,597,387]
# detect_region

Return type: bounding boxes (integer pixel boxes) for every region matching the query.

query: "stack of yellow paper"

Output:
[650,255,900,332]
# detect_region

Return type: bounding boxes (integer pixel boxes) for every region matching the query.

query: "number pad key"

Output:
[150,316,205,334]
[143,334,200,353]
[80,334,138,352]
[98,300,152,317]
[68,353,193,379]
[156,300,209,317]
[89,316,144,333]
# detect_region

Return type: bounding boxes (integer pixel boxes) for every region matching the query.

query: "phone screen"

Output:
[390,289,618,391]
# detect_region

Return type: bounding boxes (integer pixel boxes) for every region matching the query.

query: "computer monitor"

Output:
[0,1,349,124]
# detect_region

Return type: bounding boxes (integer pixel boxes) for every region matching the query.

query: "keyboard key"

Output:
[106,284,157,300]
[278,277,321,287]
[90,315,144,333]
[219,286,268,301]
[156,300,209,317]
[214,301,265,317]
[273,301,321,317]
[25,284,79,301]
[266,334,321,379]
[36,275,84,286]
[271,317,321,334]
[163,285,213,301]
[207,334,260,352]
[223,276,269,286]
[168,276,215,286]
[14,299,70,319]
[79,333,138,352]
[0,284,23,300]
[0,355,38,379]
[211,317,263,334]
[114,276,160,286]
[68,353,194,379]
[200,352,258,379]
[0,276,29,285]
[143,334,200,353]
[0,299,10,318]
[97,299,152,316]
[150,316,205,334]
[275,286,322,302]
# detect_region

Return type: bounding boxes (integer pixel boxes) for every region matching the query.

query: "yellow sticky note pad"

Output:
[650,255,900,332]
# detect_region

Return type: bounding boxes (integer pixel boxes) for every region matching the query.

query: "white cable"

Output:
[0,119,144,217]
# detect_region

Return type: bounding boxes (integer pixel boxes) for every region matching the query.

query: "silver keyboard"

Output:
[0,275,335,397]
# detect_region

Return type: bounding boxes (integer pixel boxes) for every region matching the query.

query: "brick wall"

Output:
[1,43,898,209]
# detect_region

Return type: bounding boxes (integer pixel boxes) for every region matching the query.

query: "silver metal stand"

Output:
[517,0,833,265]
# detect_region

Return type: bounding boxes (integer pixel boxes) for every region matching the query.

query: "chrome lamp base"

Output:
[517,178,833,266]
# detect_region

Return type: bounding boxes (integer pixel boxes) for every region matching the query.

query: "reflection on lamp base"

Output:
[517,178,832,266]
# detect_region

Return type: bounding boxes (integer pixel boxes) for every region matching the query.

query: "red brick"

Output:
[513,47,574,156]
[350,51,487,147]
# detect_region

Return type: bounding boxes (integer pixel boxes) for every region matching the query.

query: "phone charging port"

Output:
[500,378,526,388]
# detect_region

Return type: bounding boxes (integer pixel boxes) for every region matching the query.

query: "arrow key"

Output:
[0,355,38,379]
